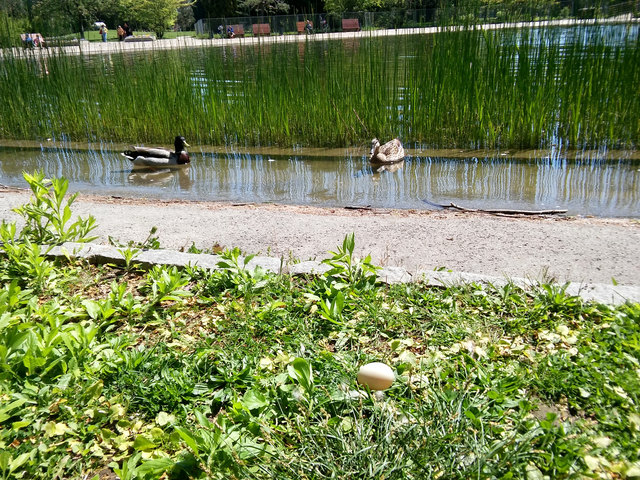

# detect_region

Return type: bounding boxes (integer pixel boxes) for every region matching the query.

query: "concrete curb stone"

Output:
[47,242,640,306]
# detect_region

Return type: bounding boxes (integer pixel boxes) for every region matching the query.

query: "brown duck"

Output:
[369,138,405,164]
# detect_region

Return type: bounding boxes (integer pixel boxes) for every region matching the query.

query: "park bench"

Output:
[20,33,46,47]
[341,18,360,32]
[252,23,271,36]
[297,21,313,34]
[226,24,245,37]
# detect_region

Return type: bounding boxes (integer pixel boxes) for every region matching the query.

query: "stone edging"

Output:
[47,242,640,306]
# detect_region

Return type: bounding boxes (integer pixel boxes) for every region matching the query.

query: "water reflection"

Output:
[518,24,639,49]
[415,155,639,215]
[127,166,193,190]
[0,144,637,217]
[372,160,405,175]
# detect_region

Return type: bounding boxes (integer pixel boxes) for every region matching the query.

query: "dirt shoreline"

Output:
[1,188,638,287]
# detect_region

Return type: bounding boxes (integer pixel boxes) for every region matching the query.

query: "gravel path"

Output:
[1,189,638,287]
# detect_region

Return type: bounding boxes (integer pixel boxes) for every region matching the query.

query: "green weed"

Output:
[1,180,639,479]
[12,171,97,245]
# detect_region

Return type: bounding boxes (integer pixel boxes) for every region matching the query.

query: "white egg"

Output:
[357,362,395,391]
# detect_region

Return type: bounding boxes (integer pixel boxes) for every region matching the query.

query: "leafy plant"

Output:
[204,247,271,305]
[321,233,380,295]
[12,171,97,245]
[108,280,144,319]
[109,226,161,251]
[287,357,315,407]
[0,223,56,291]
[117,246,142,271]
[142,265,192,307]
[208,359,254,415]
[82,298,116,324]
[318,291,346,326]
[174,412,266,478]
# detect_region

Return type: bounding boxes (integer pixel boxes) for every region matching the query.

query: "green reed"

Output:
[0,23,638,149]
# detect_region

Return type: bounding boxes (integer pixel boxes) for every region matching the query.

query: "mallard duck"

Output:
[370,138,405,164]
[122,136,190,169]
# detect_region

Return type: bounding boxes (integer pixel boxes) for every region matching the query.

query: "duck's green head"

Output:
[174,136,189,151]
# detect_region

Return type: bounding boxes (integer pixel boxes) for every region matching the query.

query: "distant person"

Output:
[320,15,328,32]
[123,22,132,37]
[305,19,313,34]
[218,25,224,37]
[99,24,108,42]
[24,33,34,47]
[227,25,234,38]
[117,25,125,41]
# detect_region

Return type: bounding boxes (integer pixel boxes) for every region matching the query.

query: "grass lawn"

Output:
[81,30,197,42]
[1,173,639,479]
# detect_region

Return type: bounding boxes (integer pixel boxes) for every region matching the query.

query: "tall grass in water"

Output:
[0,24,638,149]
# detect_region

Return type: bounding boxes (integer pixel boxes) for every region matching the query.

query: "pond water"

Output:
[1,143,638,217]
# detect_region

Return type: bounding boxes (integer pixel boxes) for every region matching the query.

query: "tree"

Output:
[176,5,195,30]
[34,0,104,36]
[194,0,237,18]
[287,0,323,14]
[236,0,290,16]
[1,0,28,17]
[122,0,194,38]
[324,0,359,13]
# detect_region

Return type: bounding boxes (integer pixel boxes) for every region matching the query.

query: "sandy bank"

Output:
[1,188,638,287]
